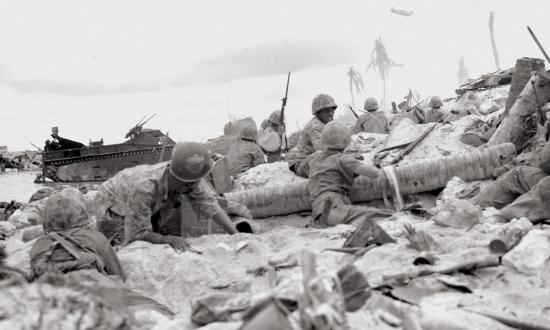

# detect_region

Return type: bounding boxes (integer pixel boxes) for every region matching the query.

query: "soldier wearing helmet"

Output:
[258,110,287,163]
[303,122,392,226]
[286,94,337,177]
[352,97,390,134]
[94,142,238,251]
[30,188,125,280]
[424,96,445,123]
[227,125,266,176]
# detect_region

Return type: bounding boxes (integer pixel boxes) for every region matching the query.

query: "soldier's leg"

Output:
[501,176,550,222]
[474,166,546,209]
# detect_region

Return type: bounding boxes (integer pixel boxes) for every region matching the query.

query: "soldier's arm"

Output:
[126,185,155,243]
[252,147,266,166]
[340,156,379,178]
[352,117,363,134]
[188,180,237,234]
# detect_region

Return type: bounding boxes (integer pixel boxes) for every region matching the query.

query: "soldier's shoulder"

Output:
[306,117,325,130]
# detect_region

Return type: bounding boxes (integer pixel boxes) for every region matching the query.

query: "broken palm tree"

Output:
[488,12,501,72]
[347,67,364,109]
[488,71,550,151]
[366,38,402,110]
[226,143,516,218]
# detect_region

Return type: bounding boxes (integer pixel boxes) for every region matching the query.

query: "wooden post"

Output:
[488,72,550,149]
[504,57,545,112]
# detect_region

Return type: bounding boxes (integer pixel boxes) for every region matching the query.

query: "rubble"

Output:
[2,60,550,330]
[502,229,550,275]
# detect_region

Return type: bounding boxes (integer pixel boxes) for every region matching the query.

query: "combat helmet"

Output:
[312,94,337,115]
[363,97,379,111]
[169,142,213,182]
[321,121,351,149]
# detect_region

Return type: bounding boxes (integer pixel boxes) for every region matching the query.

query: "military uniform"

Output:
[306,150,392,226]
[287,117,325,177]
[475,136,550,221]
[30,188,124,280]
[352,112,390,134]
[227,139,266,176]
[94,162,220,245]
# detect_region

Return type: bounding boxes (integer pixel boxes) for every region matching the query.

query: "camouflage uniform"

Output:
[226,140,266,176]
[352,112,390,134]
[31,188,124,280]
[43,188,91,232]
[287,117,325,177]
[305,150,392,226]
[94,162,220,245]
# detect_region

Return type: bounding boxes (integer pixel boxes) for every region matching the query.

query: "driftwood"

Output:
[377,255,500,287]
[464,307,550,330]
[226,143,516,218]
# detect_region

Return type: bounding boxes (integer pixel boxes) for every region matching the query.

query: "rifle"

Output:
[346,105,359,119]
[279,72,291,153]
[527,26,550,66]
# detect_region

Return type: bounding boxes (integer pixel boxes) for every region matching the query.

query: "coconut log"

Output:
[226,143,516,218]
[504,57,545,112]
[488,72,550,149]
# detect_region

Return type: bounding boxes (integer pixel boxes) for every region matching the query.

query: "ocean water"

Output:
[0,170,45,202]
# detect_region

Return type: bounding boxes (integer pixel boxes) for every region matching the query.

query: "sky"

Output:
[0,0,548,150]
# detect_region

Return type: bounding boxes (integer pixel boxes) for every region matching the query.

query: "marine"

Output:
[258,110,287,163]
[30,188,125,281]
[287,94,337,177]
[94,142,238,250]
[352,97,390,134]
[474,120,550,222]
[227,125,266,176]
[304,121,393,226]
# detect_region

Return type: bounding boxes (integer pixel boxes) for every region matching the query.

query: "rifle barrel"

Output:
[527,26,550,66]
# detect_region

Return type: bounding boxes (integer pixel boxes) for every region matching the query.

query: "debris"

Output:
[502,229,550,275]
[432,199,482,229]
[488,226,528,254]
[390,123,437,165]
[379,255,500,287]
[343,218,395,248]
[403,223,438,252]
[464,307,550,330]
[413,252,436,266]
[0,221,16,238]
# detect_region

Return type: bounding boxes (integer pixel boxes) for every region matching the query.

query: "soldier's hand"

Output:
[167,236,190,251]
[278,124,286,136]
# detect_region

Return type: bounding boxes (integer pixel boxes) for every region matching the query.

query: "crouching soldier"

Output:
[94,142,238,251]
[258,110,287,163]
[352,97,390,134]
[30,188,125,281]
[227,125,266,177]
[304,121,393,226]
[287,94,337,177]
[474,120,550,221]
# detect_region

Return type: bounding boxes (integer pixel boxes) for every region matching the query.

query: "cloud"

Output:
[0,39,363,96]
